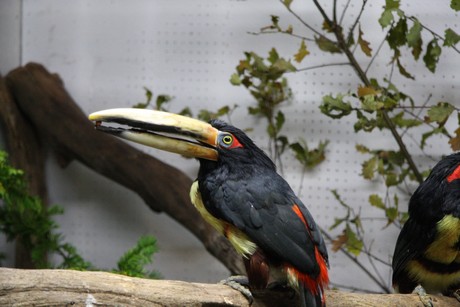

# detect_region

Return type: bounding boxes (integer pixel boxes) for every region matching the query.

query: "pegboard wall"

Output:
[0,0,458,293]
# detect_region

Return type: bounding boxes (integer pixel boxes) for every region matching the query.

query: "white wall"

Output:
[0,0,458,292]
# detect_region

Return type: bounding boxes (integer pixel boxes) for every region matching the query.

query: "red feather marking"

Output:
[292,204,309,229]
[290,204,329,300]
[447,164,460,183]
[286,248,329,296]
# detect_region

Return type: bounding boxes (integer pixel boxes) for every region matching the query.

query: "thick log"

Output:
[0,75,47,268]
[5,63,244,275]
[0,268,457,306]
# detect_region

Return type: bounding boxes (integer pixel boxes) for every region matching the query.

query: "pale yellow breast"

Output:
[189,181,257,258]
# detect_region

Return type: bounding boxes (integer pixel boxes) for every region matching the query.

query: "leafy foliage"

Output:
[246,0,459,293]
[114,235,160,279]
[0,151,159,278]
[0,151,91,269]
[231,49,328,170]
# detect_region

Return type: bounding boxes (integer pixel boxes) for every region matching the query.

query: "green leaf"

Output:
[362,156,378,180]
[289,140,329,169]
[406,19,422,46]
[421,127,447,149]
[275,111,285,131]
[387,18,408,49]
[379,10,394,28]
[379,0,400,28]
[345,224,363,256]
[155,95,172,111]
[330,217,346,230]
[294,40,310,63]
[272,58,297,73]
[355,144,370,153]
[115,235,159,278]
[406,20,423,60]
[385,172,399,186]
[385,0,400,10]
[444,28,460,47]
[451,0,460,11]
[392,111,422,128]
[268,48,280,64]
[426,102,455,125]
[270,15,281,31]
[369,194,385,209]
[320,94,352,119]
[144,87,153,104]
[385,207,398,224]
[423,39,442,73]
[395,57,414,79]
[361,95,384,112]
[315,36,342,53]
[230,73,242,85]
[358,25,372,57]
[282,0,293,9]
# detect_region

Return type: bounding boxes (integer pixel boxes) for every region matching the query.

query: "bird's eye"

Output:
[218,133,243,149]
[222,135,233,145]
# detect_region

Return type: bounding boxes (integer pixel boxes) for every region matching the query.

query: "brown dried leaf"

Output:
[449,127,460,151]
[358,25,372,57]
[331,231,348,252]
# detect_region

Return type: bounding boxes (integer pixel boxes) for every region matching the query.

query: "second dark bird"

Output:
[392,152,460,302]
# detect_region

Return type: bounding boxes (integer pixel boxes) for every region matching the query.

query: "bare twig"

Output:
[320,227,392,293]
[339,0,352,26]
[365,33,388,74]
[248,30,315,42]
[295,62,351,72]
[346,0,368,45]
[279,0,327,40]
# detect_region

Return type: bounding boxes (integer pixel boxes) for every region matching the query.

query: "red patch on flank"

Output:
[447,165,460,183]
[292,204,308,227]
[286,248,329,304]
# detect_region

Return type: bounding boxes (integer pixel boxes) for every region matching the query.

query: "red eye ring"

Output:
[218,133,243,149]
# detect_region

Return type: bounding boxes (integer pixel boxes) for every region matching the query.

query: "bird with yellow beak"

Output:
[89,108,329,307]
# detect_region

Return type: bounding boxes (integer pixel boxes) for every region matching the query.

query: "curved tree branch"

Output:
[4,62,245,275]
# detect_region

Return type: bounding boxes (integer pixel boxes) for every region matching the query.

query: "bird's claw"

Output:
[220,275,253,304]
[451,289,460,302]
[413,285,434,307]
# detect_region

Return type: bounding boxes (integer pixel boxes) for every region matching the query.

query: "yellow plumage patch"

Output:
[190,181,257,257]
[407,260,460,292]
[424,215,460,264]
[405,215,460,292]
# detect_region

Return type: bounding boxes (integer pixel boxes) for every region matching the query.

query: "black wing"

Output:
[201,169,328,276]
[392,216,435,287]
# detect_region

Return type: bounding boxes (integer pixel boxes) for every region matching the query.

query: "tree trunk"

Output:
[0,74,47,268]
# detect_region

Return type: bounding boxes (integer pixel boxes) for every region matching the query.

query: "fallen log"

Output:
[0,268,457,306]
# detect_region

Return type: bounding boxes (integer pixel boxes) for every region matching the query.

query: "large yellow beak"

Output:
[88,108,218,161]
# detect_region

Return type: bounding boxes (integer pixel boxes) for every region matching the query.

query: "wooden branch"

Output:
[0,268,457,306]
[0,75,47,268]
[4,63,244,275]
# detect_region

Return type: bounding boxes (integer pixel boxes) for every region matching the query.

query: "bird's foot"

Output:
[413,285,434,307]
[220,275,253,304]
[450,288,460,302]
